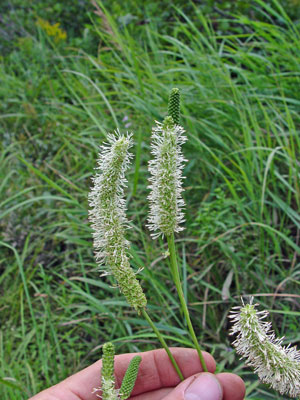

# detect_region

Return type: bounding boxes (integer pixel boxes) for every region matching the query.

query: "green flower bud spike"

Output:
[101,343,117,400]
[119,355,142,400]
[97,343,142,400]
[168,87,180,125]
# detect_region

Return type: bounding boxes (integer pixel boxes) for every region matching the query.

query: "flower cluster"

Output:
[147,117,187,238]
[88,132,147,311]
[94,342,142,400]
[36,18,67,43]
[230,299,300,398]
[101,343,117,400]
[119,355,142,399]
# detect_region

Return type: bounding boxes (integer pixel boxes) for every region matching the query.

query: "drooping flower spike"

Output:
[229,298,300,398]
[89,131,184,381]
[89,132,147,311]
[147,116,187,238]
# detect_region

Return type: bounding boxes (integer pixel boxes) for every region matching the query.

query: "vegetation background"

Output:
[0,0,299,398]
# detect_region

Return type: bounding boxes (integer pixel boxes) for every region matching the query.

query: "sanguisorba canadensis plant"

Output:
[89,130,184,380]
[88,132,147,311]
[230,298,300,398]
[147,89,208,372]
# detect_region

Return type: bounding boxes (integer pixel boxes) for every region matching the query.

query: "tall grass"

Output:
[0,1,299,398]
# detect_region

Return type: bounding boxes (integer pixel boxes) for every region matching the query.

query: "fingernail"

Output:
[184,373,222,400]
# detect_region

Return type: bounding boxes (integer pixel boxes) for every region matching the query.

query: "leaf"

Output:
[222,269,234,301]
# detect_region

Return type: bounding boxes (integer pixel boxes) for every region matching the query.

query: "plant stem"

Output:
[167,234,208,372]
[140,308,184,381]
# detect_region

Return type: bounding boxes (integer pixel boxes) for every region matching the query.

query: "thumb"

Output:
[162,372,223,400]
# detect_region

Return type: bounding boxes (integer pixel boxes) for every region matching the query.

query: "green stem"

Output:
[167,234,208,372]
[140,308,184,381]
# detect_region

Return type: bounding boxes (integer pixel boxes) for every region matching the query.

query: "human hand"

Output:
[29,347,245,400]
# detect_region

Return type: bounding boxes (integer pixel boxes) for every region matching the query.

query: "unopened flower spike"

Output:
[229,298,300,398]
[89,132,147,311]
[147,116,187,238]
[168,87,180,125]
[97,343,142,400]
[119,355,142,400]
[101,342,117,400]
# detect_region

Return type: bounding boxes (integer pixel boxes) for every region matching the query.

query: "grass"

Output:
[0,1,299,399]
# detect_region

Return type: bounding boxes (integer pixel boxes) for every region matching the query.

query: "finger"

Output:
[130,373,246,400]
[120,348,215,397]
[131,387,172,400]
[29,347,215,400]
[162,373,223,400]
[215,373,245,400]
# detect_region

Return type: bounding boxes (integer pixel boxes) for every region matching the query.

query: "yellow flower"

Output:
[36,18,67,43]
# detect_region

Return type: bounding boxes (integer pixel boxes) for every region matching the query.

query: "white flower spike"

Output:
[89,131,147,311]
[147,116,187,238]
[229,298,300,398]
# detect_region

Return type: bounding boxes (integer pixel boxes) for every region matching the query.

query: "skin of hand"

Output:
[29,347,245,400]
